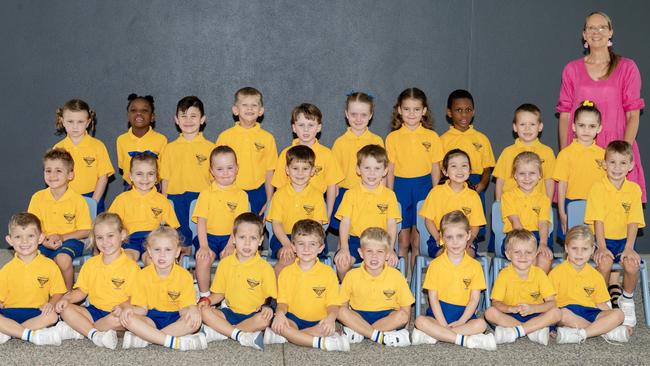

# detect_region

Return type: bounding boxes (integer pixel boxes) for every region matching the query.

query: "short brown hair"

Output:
[360,227,391,250]
[233,212,264,237]
[291,103,322,125]
[504,229,537,252]
[286,145,315,167]
[357,144,387,168]
[129,152,158,172]
[43,148,74,172]
[234,87,264,106]
[605,140,633,162]
[513,103,542,125]
[210,145,238,168]
[8,212,41,234]
[291,219,325,245]
[345,92,374,114]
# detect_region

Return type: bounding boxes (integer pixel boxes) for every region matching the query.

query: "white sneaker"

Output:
[411,328,437,345]
[54,321,84,340]
[383,329,411,347]
[494,326,517,344]
[527,327,549,346]
[618,297,637,328]
[466,333,497,351]
[263,328,287,344]
[178,333,208,351]
[342,326,364,343]
[0,332,9,344]
[602,325,629,343]
[323,334,349,352]
[201,324,227,342]
[556,327,586,344]
[31,327,62,346]
[89,330,117,349]
[238,331,264,351]
[122,331,149,349]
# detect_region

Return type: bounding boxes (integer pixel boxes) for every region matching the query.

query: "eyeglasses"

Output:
[585,25,610,34]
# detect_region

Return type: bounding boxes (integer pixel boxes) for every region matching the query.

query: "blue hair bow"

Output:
[128,150,158,158]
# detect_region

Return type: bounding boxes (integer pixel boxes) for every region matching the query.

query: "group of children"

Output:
[0,85,644,351]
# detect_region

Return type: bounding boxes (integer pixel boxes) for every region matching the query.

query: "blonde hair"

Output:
[565,225,595,248]
[439,210,470,236]
[512,151,542,177]
[504,229,537,252]
[90,213,127,250]
[360,227,391,250]
[146,226,180,248]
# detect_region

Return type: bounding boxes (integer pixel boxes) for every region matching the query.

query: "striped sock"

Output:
[164,335,179,349]
[371,330,384,344]
[231,328,242,341]
[21,329,33,342]
[312,336,324,349]
[455,334,466,347]
[87,328,98,340]
[515,325,526,337]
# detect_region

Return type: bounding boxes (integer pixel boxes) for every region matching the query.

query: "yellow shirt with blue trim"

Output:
[584,177,645,240]
[210,253,277,315]
[549,261,609,308]
[501,187,551,233]
[277,261,340,322]
[0,253,66,308]
[419,182,486,228]
[192,183,249,236]
[423,252,486,306]
[108,188,180,234]
[54,134,114,194]
[552,140,606,200]
[130,264,195,311]
[340,264,414,312]
[116,127,168,185]
[74,250,141,312]
[268,184,328,233]
[490,264,555,306]
[385,124,444,178]
[493,138,556,194]
[440,126,496,175]
[272,140,344,193]
[335,184,402,237]
[28,187,92,236]
[159,133,214,195]
[216,122,278,190]
[331,128,384,189]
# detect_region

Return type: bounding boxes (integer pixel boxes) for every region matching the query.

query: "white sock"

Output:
[164,335,179,349]
[455,334,466,347]
[515,325,526,337]
[371,330,383,344]
[312,336,324,349]
[622,291,634,299]
[231,328,242,341]
[199,291,210,298]
[21,329,33,341]
[87,328,98,340]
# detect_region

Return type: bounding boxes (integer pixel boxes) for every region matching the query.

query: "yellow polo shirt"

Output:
[268,184,328,233]
[440,126,495,175]
[501,187,551,233]
[423,252,486,306]
[116,127,168,185]
[54,134,114,194]
[552,140,606,200]
[549,261,609,308]
[28,187,92,236]
[584,177,645,239]
[130,264,195,311]
[109,189,180,233]
[331,128,384,189]
[272,140,344,193]
[385,124,444,178]
[419,182,486,228]
[493,138,556,194]
[0,253,66,308]
[335,184,401,237]
[490,264,555,306]
[159,133,214,195]
[277,261,340,322]
[340,264,414,312]
[191,183,249,236]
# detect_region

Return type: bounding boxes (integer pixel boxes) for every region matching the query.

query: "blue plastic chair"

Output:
[181,199,220,270]
[72,196,99,268]
[412,200,492,316]
[567,200,650,327]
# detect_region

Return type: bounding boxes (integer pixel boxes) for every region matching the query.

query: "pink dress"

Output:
[557,57,646,201]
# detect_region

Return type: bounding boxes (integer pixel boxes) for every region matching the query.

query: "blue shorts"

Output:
[221,308,256,325]
[246,183,266,216]
[394,175,432,229]
[501,231,552,257]
[353,309,392,325]
[192,234,229,257]
[86,304,111,322]
[427,236,478,258]
[0,308,41,324]
[468,174,486,238]
[286,312,319,330]
[167,191,199,245]
[147,309,181,330]
[426,301,477,323]
[605,238,632,264]
[123,231,150,255]
[39,239,84,260]
[336,235,362,264]
[511,312,540,323]
[82,191,105,214]
[564,304,601,323]
[328,187,348,232]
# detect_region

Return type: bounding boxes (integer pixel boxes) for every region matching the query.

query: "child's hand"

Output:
[40,302,55,316]
[386,251,398,268]
[111,305,123,318]
[272,312,288,334]
[43,236,60,250]
[334,249,352,269]
[258,306,274,322]
[120,307,134,328]
[474,181,487,193]
[559,211,568,235]
[447,319,467,328]
[277,247,296,262]
[317,317,336,336]
[220,245,235,259]
[537,245,553,260]
[517,303,533,316]
[620,248,641,267]
[55,299,69,313]
[196,246,215,262]
[181,306,202,330]
[50,234,63,248]
[593,248,615,266]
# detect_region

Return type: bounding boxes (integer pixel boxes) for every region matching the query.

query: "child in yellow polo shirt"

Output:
[192,146,249,298]
[265,219,349,351]
[493,103,555,200]
[116,93,167,190]
[272,103,344,219]
[120,227,206,351]
[419,149,486,258]
[585,140,645,329]
[53,99,114,213]
[268,145,327,276]
[160,96,214,247]
[331,92,384,231]
[550,225,628,344]
[28,148,91,290]
[484,229,561,345]
[109,153,180,263]
[335,144,401,279]
[55,213,140,349]
[200,213,276,350]
[0,213,65,346]
[338,227,414,347]
[216,87,278,216]
[501,152,553,273]
[412,211,495,350]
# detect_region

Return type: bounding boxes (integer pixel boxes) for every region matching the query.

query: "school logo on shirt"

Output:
[196,154,207,165]
[303,205,315,216]
[227,202,238,213]
[313,166,323,176]
[383,289,396,300]
[247,278,260,290]
[82,156,95,167]
[622,202,631,214]
[37,276,49,288]
[151,207,162,218]
[111,278,125,289]
[583,287,595,297]
[595,159,605,170]
[421,142,431,152]
[312,286,326,298]
[472,142,483,151]
[63,213,75,224]
[462,278,471,289]
[530,291,541,301]
[254,142,265,152]
[532,207,541,215]
[168,291,180,301]
[377,203,388,215]
[462,207,472,216]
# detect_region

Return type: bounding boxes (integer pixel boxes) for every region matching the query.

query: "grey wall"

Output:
[1,1,648,250]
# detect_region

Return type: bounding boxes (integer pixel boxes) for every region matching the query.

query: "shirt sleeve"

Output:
[481,136,496,169]
[211,258,227,294]
[191,191,209,223]
[264,134,279,171]
[501,193,516,221]
[556,62,576,113]
[262,264,277,299]
[628,185,646,228]
[397,275,415,306]
[492,151,509,179]
[267,194,282,223]
[338,274,352,304]
[552,150,569,182]
[324,151,344,186]
[334,189,353,220]
[584,183,605,225]
[163,198,180,228]
[469,193,487,227]
[471,261,486,291]
[621,59,645,112]
[387,191,402,223]
[73,261,90,293]
[271,150,288,188]
[592,271,610,304]
[178,271,196,309]
[49,262,67,296]
[276,271,289,305]
[539,196,551,223]
[96,141,115,177]
[0,268,7,304]
[429,133,444,164]
[538,271,556,300]
[422,261,438,291]
[418,190,437,221]
[130,272,147,308]
[490,271,507,301]
[76,196,92,231]
[325,269,342,307]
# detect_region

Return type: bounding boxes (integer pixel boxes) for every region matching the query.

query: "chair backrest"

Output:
[395,202,402,254]
[188,199,197,240]
[492,201,506,257]
[84,196,97,221]
[567,200,587,229]
[416,200,429,257]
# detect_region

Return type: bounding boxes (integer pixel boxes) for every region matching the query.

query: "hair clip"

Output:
[582,100,594,107]
[128,150,158,158]
[346,90,374,101]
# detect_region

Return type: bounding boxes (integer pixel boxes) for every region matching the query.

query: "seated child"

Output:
[120,227,206,351]
[412,210,496,351]
[55,213,140,349]
[192,146,249,297]
[0,213,65,345]
[550,225,627,344]
[28,148,91,290]
[338,227,413,347]
[268,145,327,276]
[199,213,276,350]
[108,152,180,263]
[265,219,349,352]
[484,229,562,345]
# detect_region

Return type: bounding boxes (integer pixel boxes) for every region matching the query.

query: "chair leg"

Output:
[415,257,423,318]
[640,262,650,327]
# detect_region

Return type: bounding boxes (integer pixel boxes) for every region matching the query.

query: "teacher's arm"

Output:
[558,112,570,149]
[624,110,640,145]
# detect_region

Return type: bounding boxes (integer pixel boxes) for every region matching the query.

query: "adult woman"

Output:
[557,11,646,200]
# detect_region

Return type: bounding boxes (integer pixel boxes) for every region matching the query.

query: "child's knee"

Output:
[548,308,563,323]
[393,310,409,326]
[623,259,640,274]
[55,254,72,269]
[181,316,201,333]
[475,318,487,332]
[43,311,59,326]
[414,315,428,329]
[483,306,498,321]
